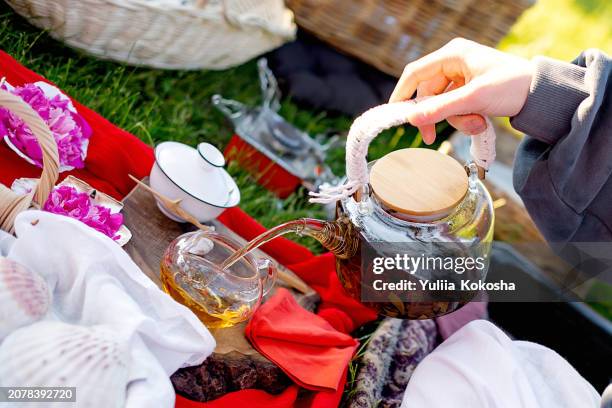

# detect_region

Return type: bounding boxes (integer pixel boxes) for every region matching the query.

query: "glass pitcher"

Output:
[160,230,276,328]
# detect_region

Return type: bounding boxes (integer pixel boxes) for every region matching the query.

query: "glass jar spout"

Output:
[221,216,359,271]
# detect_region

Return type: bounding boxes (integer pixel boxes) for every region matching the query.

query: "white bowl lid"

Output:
[155,141,239,208]
[198,142,225,167]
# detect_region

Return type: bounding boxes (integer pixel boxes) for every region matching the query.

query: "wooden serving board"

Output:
[122,178,319,400]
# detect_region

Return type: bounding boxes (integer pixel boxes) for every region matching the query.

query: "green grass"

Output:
[0,4,429,253]
[499,0,612,59]
[1,0,610,403]
[0,8,422,404]
[8,0,609,253]
[341,318,382,407]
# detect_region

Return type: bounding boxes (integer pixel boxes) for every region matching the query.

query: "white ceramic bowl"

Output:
[150,141,240,222]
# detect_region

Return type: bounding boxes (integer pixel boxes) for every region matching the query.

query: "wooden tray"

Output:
[122,178,319,400]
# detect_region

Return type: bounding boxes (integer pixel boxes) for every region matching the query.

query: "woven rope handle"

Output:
[0,88,59,233]
[309,101,496,204]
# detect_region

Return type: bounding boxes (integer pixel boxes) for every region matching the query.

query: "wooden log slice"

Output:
[122,178,319,401]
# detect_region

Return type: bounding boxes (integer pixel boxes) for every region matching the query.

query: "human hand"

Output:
[389,38,534,144]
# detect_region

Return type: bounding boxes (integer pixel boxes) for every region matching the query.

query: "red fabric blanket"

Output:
[0,50,377,407]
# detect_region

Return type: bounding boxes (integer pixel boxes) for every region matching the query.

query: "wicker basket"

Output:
[286,0,533,77]
[0,89,59,234]
[4,0,296,70]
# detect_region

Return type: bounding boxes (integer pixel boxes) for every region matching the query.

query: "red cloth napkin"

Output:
[218,207,378,334]
[0,50,378,407]
[245,288,359,392]
[199,208,377,407]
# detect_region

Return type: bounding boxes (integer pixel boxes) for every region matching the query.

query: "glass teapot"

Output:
[223,102,496,320]
[160,230,276,328]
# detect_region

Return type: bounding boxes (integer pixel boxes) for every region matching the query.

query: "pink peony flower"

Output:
[0,82,91,170]
[43,186,124,240]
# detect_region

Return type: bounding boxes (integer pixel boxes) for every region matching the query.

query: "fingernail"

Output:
[467,119,487,134]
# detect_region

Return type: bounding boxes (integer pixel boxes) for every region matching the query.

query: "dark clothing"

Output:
[268,32,396,116]
[512,50,612,244]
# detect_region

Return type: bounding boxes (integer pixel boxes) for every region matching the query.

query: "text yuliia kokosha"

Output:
[369,254,516,291]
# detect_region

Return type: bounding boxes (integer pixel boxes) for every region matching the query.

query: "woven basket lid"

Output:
[370,148,468,220]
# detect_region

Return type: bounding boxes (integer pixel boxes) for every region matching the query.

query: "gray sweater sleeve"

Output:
[511,49,612,244]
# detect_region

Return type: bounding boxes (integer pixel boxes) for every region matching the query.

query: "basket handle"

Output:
[0,88,59,233]
[309,101,496,204]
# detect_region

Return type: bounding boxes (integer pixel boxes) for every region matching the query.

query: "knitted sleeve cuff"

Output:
[510,56,589,145]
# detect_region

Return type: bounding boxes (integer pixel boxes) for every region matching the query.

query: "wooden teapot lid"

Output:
[370,148,468,220]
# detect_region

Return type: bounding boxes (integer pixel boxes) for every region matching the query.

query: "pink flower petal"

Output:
[0,83,91,170]
[43,186,123,241]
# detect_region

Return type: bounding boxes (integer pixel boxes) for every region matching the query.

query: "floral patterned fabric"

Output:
[349,318,437,408]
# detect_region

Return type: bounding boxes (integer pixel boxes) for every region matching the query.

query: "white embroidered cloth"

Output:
[0,211,215,407]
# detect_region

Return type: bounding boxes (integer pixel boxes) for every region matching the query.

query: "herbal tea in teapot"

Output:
[221,102,496,320]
